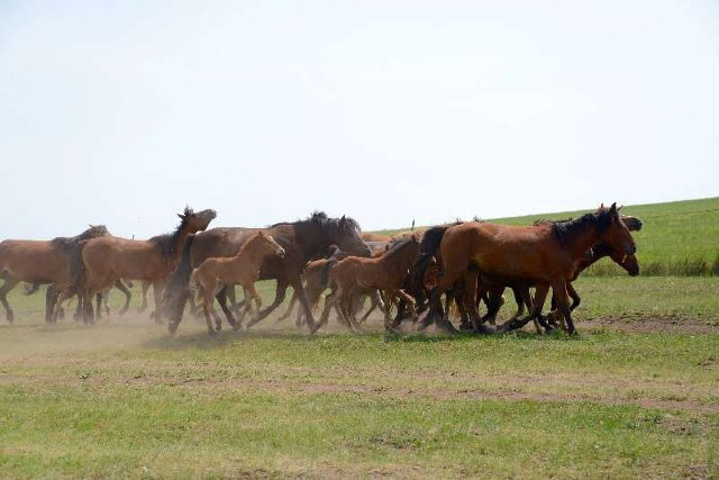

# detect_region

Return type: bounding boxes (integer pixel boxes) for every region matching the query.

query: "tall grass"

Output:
[587,252,719,277]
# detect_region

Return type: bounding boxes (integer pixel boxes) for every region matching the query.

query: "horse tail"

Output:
[162,234,195,331]
[24,283,41,296]
[318,259,337,290]
[410,225,449,290]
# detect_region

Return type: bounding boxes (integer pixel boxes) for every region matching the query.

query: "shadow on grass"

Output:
[142,321,580,351]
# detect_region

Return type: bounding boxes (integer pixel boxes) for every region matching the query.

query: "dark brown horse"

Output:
[0,225,110,323]
[316,235,421,333]
[64,208,216,324]
[416,204,636,335]
[163,212,372,335]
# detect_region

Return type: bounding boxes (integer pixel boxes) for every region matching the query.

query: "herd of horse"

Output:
[0,203,641,336]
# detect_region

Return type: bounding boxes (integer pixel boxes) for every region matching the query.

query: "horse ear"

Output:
[177,213,185,220]
[258,231,265,238]
[610,202,618,213]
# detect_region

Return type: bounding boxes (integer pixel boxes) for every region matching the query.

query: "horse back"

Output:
[444,222,571,282]
[0,239,66,282]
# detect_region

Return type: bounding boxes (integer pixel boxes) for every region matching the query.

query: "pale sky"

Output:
[1,0,718,239]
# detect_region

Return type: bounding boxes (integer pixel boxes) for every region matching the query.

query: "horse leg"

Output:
[95,293,103,320]
[215,285,238,331]
[337,287,359,332]
[361,290,383,324]
[552,280,576,334]
[138,281,150,313]
[247,279,289,329]
[507,286,526,321]
[45,285,58,324]
[226,285,244,319]
[285,276,318,332]
[151,281,164,323]
[201,294,216,336]
[499,284,549,333]
[316,285,339,333]
[81,290,95,325]
[277,291,297,322]
[481,285,503,325]
[388,289,417,332]
[0,277,19,323]
[567,282,581,311]
[114,279,131,315]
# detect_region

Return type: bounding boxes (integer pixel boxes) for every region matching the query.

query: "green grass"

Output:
[376,196,719,276]
[0,277,718,478]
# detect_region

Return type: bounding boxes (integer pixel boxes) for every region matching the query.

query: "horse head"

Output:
[178,207,217,234]
[596,203,636,257]
[331,215,372,257]
[258,231,286,258]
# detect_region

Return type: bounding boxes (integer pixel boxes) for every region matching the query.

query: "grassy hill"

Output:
[376,197,719,276]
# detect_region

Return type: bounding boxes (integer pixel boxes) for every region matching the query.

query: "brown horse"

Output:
[190,232,286,335]
[316,234,421,333]
[0,225,110,323]
[417,203,636,335]
[478,215,643,329]
[163,212,372,335]
[66,207,216,323]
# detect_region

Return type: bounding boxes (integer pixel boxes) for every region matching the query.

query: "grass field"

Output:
[378,196,719,276]
[1,276,718,478]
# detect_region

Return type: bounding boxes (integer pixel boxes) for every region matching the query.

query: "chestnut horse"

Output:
[477,214,643,330]
[190,232,286,335]
[0,225,110,323]
[316,234,421,333]
[163,212,372,335]
[418,203,636,335]
[66,207,216,323]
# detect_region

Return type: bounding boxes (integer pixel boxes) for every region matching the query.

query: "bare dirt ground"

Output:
[581,314,719,334]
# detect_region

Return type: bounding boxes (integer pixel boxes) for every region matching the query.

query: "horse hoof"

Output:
[167,323,178,336]
[7,311,14,324]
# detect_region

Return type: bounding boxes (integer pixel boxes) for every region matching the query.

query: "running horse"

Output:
[476,215,643,329]
[66,207,216,323]
[190,231,286,335]
[316,235,422,333]
[0,225,110,323]
[163,212,372,335]
[417,203,636,335]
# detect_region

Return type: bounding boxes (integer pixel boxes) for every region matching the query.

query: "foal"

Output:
[190,232,286,335]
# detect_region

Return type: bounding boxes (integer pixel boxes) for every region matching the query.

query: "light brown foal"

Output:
[190,232,286,335]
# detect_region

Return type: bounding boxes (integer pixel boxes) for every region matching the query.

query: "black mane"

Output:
[50,225,109,251]
[271,211,362,235]
[149,207,193,258]
[550,210,613,248]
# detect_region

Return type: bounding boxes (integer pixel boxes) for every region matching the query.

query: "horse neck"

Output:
[290,223,329,260]
[577,243,613,272]
[380,243,417,271]
[235,237,272,271]
[167,222,195,262]
[74,230,97,242]
[559,221,604,261]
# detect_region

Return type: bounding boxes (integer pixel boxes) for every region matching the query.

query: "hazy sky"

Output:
[1,0,718,239]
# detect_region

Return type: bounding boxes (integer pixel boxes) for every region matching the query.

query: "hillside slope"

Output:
[376,197,719,276]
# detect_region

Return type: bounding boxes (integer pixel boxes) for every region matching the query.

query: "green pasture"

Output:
[1,277,718,478]
[379,196,719,276]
